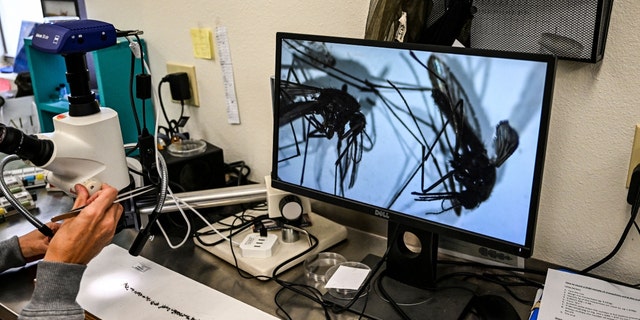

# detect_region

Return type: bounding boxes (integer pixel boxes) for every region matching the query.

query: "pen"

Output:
[50,185,156,222]
[529,288,543,320]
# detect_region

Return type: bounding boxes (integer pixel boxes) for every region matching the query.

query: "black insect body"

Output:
[279,83,370,193]
[410,53,520,215]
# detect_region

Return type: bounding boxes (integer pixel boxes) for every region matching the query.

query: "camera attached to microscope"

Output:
[0,20,136,236]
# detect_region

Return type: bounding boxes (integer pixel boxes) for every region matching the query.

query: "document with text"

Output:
[538,268,640,320]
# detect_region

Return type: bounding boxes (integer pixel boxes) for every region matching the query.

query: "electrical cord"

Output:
[580,165,640,274]
[133,33,148,129]
[193,210,336,317]
[157,79,174,139]
[129,147,169,256]
[0,154,53,237]
[375,270,412,320]
[270,224,400,319]
[127,39,142,136]
[192,206,262,246]
[136,70,259,251]
[156,76,190,143]
[193,214,256,247]
[225,161,251,186]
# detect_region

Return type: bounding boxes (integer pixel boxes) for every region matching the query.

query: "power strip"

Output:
[239,233,279,258]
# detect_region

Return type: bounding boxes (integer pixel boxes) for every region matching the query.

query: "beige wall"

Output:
[86,1,640,284]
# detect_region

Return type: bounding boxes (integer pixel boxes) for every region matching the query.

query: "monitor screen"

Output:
[271,32,556,291]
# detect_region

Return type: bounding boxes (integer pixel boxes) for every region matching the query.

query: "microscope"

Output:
[0,20,134,236]
[0,20,130,195]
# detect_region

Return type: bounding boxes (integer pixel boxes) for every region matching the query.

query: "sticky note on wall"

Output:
[190,28,214,59]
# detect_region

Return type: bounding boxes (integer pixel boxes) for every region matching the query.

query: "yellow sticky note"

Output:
[190,28,214,59]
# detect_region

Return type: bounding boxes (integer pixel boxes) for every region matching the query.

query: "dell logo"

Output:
[374,209,389,219]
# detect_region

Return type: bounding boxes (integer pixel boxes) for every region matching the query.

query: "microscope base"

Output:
[195,211,348,278]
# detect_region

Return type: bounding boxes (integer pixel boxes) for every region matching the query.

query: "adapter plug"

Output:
[628,164,640,205]
[166,72,191,101]
[239,233,279,258]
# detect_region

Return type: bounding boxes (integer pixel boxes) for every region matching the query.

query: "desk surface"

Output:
[0,188,541,319]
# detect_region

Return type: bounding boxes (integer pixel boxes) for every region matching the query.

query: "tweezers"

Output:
[50,185,157,222]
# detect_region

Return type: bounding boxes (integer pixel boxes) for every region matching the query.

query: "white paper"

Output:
[324,265,370,290]
[538,269,640,320]
[78,244,277,320]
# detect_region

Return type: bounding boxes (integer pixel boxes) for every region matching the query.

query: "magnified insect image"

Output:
[275,37,550,245]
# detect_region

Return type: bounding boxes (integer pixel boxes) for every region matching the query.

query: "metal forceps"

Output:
[50,185,157,222]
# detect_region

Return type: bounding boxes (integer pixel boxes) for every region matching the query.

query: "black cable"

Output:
[133,34,148,131]
[190,205,383,318]
[277,224,402,318]
[225,161,251,186]
[435,271,539,304]
[179,99,185,127]
[157,79,173,137]
[128,48,141,136]
[328,223,400,316]
[228,213,273,281]
[193,215,255,247]
[375,270,412,320]
[580,180,640,274]
[271,232,333,317]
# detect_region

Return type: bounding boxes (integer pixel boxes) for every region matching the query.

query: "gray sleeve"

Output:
[18,261,87,320]
[0,236,27,271]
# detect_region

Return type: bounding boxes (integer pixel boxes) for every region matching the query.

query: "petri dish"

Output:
[167,139,207,157]
[303,252,347,290]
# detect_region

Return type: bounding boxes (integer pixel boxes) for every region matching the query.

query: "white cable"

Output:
[171,193,241,246]
[141,61,241,248]
[154,186,191,249]
[147,67,237,247]
[151,73,194,249]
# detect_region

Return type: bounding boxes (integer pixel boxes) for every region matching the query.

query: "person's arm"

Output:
[18,261,86,320]
[0,221,61,273]
[18,183,123,320]
[0,236,26,271]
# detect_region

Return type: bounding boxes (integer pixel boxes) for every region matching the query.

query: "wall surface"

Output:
[85,0,640,284]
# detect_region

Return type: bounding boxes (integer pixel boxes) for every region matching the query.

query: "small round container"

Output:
[303,252,347,289]
[324,261,371,300]
[167,139,207,157]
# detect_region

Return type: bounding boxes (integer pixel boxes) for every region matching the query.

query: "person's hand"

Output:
[43,183,123,265]
[17,222,60,262]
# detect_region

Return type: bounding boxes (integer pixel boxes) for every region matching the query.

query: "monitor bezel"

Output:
[271,31,556,259]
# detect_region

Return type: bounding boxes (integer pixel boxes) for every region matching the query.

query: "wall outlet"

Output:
[166,62,199,107]
[627,124,640,188]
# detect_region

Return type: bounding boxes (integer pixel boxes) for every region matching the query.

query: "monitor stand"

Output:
[323,254,475,320]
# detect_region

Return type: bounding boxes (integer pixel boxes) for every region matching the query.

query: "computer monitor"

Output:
[271,32,556,299]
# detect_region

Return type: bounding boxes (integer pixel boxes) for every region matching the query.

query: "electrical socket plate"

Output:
[166,62,199,107]
[626,124,640,188]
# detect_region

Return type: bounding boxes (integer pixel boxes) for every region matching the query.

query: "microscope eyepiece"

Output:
[0,124,54,166]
